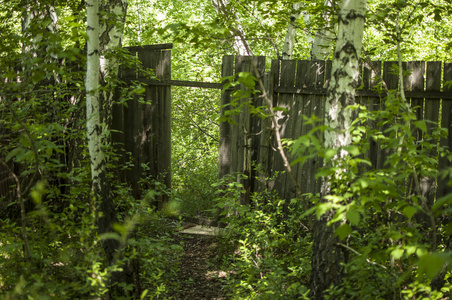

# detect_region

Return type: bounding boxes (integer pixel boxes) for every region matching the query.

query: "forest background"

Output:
[1,0,452,299]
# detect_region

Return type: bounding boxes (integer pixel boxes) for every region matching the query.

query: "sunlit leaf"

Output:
[343,145,360,156]
[391,248,404,260]
[402,206,417,220]
[432,193,452,212]
[418,252,452,279]
[413,120,427,132]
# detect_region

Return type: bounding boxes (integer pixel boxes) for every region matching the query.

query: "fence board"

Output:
[250,56,266,199]
[273,59,297,200]
[438,63,452,199]
[410,61,425,141]
[235,56,251,204]
[312,61,326,195]
[256,72,273,192]
[425,62,441,132]
[423,62,442,205]
[217,57,452,204]
[219,55,234,181]
[363,61,382,169]
[117,47,171,206]
[293,60,310,197]
[159,50,172,206]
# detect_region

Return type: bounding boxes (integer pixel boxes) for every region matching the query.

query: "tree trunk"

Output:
[86,0,138,298]
[309,0,367,298]
[282,2,304,60]
[282,2,313,60]
[310,0,335,60]
[211,0,253,56]
[86,0,116,261]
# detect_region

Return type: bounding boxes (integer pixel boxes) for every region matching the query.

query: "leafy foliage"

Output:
[290,92,452,298]
[214,175,311,299]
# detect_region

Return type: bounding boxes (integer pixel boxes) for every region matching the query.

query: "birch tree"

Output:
[211,0,253,55]
[309,0,367,298]
[86,0,135,297]
[86,0,117,266]
[282,2,309,60]
[310,0,335,60]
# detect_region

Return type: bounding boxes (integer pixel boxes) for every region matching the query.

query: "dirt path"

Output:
[168,233,231,300]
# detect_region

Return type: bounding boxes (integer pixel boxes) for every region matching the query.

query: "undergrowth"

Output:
[214,176,312,299]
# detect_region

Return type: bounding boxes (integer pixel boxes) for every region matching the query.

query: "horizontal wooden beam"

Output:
[124,44,173,52]
[125,78,223,89]
[275,87,452,99]
[123,77,452,100]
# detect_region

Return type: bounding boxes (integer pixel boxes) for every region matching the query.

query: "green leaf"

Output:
[112,223,127,236]
[324,148,337,161]
[346,209,360,226]
[343,145,360,156]
[316,203,333,219]
[413,120,427,132]
[432,193,452,212]
[444,222,452,234]
[418,252,452,279]
[133,86,146,94]
[6,147,21,162]
[402,206,417,220]
[99,232,121,241]
[356,178,369,189]
[391,248,404,260]
[433,9,442,22]
[335,223,352,240]
[273,106,288,114]
[301,206,317,219]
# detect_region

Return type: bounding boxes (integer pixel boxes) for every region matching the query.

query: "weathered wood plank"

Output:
[120,49,138,79]
[424,61,442,206]
[377,61,398,169]
[425,62,441,132]
[273,59,297,200]
[219,55,235,181]
[250,56,266,198]
[410,61,426,143]
[256,72,273,192]
[159,50,172,207]
[438,63,452,199]
[259,59,280,192]
[311,60,326,195]
[363,61,382,169]
[233,86,452,99]
[293,60,309,197]
[124,43,173,52]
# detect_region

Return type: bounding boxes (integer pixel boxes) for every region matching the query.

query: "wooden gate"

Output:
[114,44,172,206]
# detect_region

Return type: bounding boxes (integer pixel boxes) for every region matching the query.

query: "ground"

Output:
[167,232,231,300]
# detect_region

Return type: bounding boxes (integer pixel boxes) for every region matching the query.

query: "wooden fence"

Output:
[2,43,451,210]
[219,56,452,204]
[116,44,172,205]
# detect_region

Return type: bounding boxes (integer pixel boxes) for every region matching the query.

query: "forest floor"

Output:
[167,229,232,300]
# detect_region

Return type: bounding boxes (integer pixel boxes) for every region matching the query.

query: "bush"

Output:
[214,175,311,299]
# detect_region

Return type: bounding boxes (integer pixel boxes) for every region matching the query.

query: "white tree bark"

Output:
[310,0,367,298]
[211,0,253,56]
[86,1,137,296]
[282,2,311,60]
[310,0,335,60]
[86,0,104,198]
[99,0,129,125]
[324,0,367,152]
